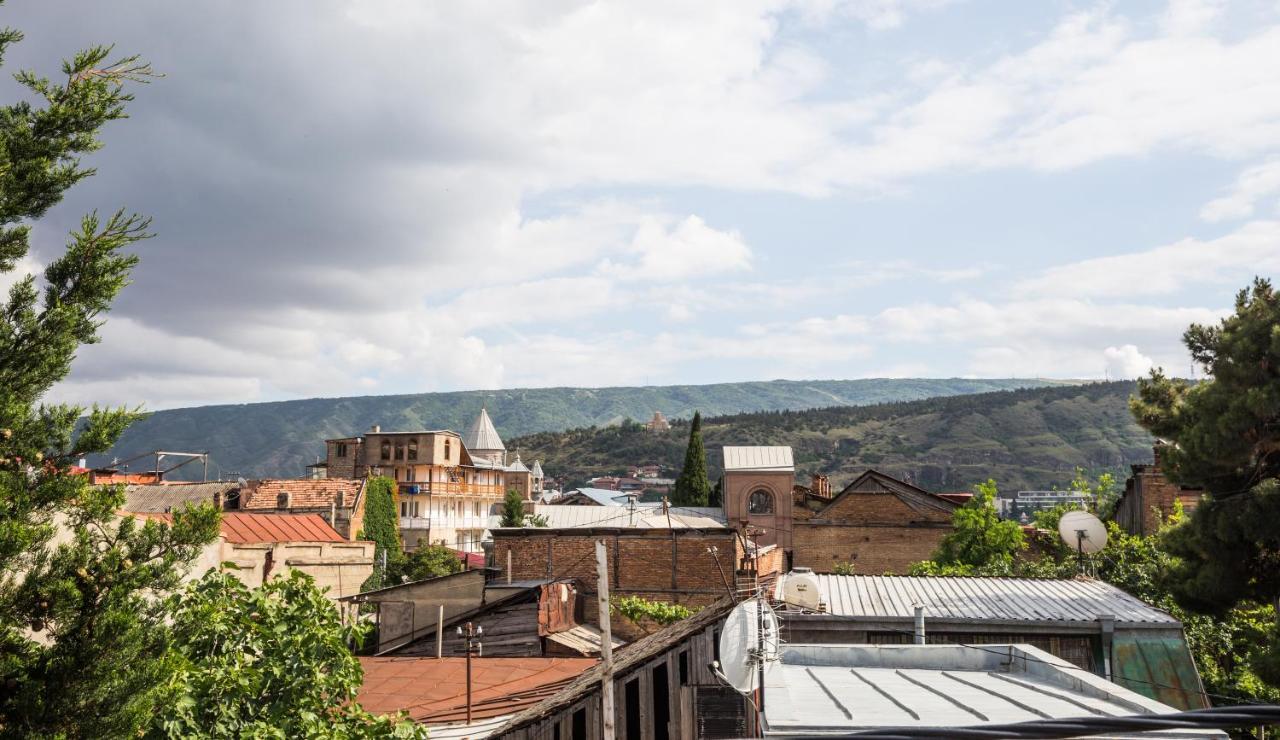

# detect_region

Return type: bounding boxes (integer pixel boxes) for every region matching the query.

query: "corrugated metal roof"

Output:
[138,511,347,544]
[463,408,506,453]
[121,482,239,513]
[357,657,594,724]
[723,446,794,472]
[491,505,726,530]
[793,575,1178,626]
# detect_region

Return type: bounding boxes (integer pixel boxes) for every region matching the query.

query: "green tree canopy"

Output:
[500,487,526,527]
[927,479,1025,571]
[389,544,463,583]
[1130,277,1280,685]
[0,22,222,737]
[357,476,403,591]
[671,410,711,506]
[152,570,426,738]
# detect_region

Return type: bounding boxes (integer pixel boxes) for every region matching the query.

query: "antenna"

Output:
[1058,510,1107,573]
[715,599,779,695]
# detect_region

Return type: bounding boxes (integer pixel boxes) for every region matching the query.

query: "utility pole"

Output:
[595,539,616,740]
[457,621,483,725]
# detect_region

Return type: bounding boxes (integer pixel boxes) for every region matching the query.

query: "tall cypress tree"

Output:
[672,411,711,506]
[0,24,221,736]
[1130,277,1280,685]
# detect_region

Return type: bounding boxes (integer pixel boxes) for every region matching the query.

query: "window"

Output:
[406,467,415,482]
[571,708,587,740]
[335,442,348,458]
[400,501,407,517]
[394,441,405,461]
[380,439,391,461]
[679,650,689,685]
[408,438,418,461]
[653,664,670,740]
[444,439,451,460]
[474,502,482,517]
[748,488,774,515]
[624,679,641,740]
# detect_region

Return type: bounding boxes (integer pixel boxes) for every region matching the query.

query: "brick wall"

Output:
[792,483,953,574]
[491,528,741,627]
[237,479,366,539]
[1116,462,1204,536]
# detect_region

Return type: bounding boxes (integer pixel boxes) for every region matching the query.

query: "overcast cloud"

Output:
[3,0,1278,409]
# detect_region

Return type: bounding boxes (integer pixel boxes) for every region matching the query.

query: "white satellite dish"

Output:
[1058,510,1108,554]
[717,599,780,694]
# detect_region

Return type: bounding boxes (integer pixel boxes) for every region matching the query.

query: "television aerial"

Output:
[1058,510,1107,572]
[716,598,780,694]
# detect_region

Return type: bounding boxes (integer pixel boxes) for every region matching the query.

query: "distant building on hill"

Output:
[997,489,1091,521]
[643,410,671,432]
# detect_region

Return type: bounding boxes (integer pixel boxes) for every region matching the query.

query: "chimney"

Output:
[812,474,831,498]
[370,424,381,434]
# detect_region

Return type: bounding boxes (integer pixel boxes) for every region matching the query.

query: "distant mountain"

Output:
[511,381,1153,493]
[94,378,1056,479]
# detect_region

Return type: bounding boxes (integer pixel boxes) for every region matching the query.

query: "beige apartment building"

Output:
[323,409,542,552]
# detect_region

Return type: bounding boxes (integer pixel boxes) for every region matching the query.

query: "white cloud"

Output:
[598,215,752,281]
[1104,344,1154,379]
[1201,159,1280,222]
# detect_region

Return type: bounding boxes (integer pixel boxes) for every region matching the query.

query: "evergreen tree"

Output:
[0,22,223,737]
[1130,277,1280,685]
[500,487,526,527]
[153,570,427,738]
[672,411,711,506]
[357,476,403,591]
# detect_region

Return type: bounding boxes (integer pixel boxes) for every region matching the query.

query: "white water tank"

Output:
[781,567,826,612]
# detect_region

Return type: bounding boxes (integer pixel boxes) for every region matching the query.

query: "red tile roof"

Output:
[452,549,485,568]
[136,512,347,544]
[358,657,595,724]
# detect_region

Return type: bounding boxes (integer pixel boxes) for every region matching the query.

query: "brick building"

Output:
[235,478,368,540]
[791,470,959,574]
[489,526,748,626]
[1114,445,1204,536]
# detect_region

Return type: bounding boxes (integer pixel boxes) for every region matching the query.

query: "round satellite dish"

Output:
[717,600,780,694]
[1058,510,1107,554]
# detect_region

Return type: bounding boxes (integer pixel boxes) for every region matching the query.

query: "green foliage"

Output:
[152,569,427,738]
[511,381,1150,492]
[1067,467,1119,518]
[1130,277,1280,686]
[930,480,1026,570]
[0,25,224,738]
[671,411,711,506]
[101,379,1055,479]
[389,544,463,583]
[358,476,403,591]
[612,595,696,626]
[500,488,526,527]
[524,512,549,527]
[831,562,854,576]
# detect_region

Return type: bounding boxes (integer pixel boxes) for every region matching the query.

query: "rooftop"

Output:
[463,408,505,452]
[137,512,347,544]
[779,574,1179,627]
[490,504,727,530]
[357,656,594,725]
[122,481,239,513]
[723,445,794,472]
[763,644,1221,738]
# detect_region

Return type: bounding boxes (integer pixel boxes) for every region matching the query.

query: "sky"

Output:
[4,0,1280,410]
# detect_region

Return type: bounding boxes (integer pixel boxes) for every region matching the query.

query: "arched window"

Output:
[748,489,774,515]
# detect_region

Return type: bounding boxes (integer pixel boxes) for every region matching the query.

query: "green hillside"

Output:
[513,381,1154,493]
[94,378,1054,478]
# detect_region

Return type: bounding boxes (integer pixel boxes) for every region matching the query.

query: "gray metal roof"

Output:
[462,408,505,453]
[488,504,726,530]
[530,459,544,478]
[121,482,239,513]
[764,644,1220,737]
[790,574,1178,626]
[723,445,794,472]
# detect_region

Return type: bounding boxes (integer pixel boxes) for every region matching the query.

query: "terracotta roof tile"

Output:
[134,512,346,544]
[357,657,595,724]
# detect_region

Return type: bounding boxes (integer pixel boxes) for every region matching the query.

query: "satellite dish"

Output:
[1058,510,1107,554]
[717,599,780,694]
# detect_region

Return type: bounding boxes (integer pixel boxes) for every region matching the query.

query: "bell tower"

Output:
[721,446,794,554]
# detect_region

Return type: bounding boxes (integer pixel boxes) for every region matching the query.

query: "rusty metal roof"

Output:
[136,511,346,544]
[357,657,595,724]
[121,482,239,513]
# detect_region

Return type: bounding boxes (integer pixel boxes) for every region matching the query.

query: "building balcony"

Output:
[398,516,431,530]
[396,482,503,497]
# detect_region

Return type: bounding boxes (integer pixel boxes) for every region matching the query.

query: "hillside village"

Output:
[4,3,1280,738]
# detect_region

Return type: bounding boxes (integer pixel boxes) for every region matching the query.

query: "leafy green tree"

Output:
[357,476,403,591]
[1130,277,1280,685]
[0,23,223,738]
[671,411,711,506]
[500,487,526,527]
[389,544,463,583]
[152,570,427,738]
[928,479,1025,571]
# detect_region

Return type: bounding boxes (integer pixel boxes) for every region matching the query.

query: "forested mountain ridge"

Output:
[513,381,1154,493]
[94,378,1053,478]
